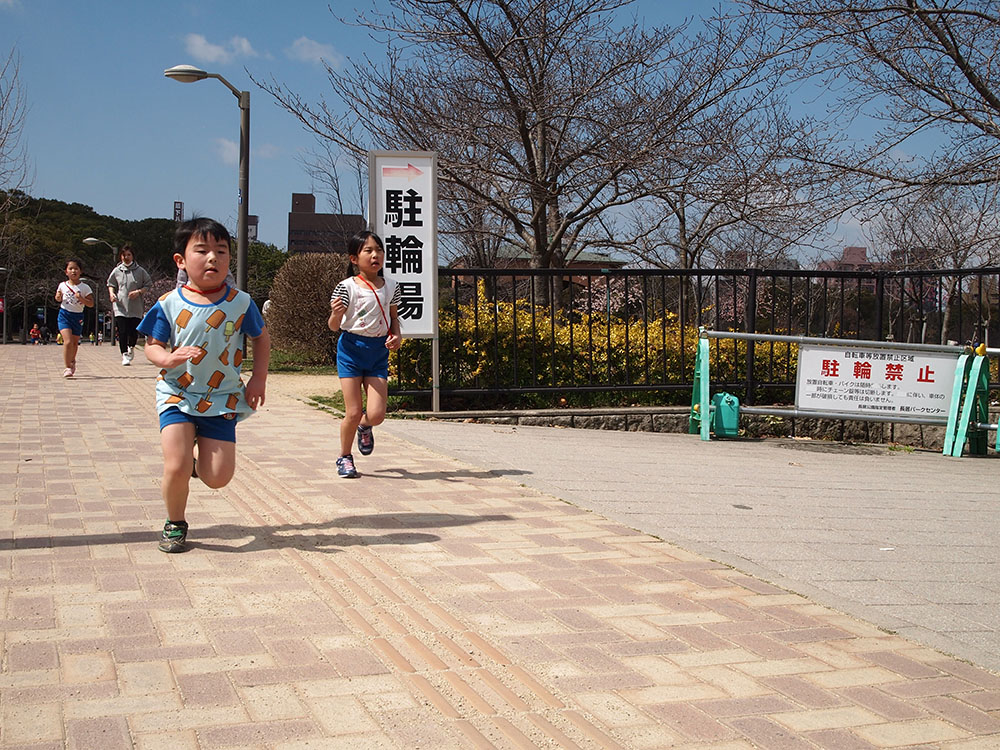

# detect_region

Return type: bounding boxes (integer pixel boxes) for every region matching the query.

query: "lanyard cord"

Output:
[356,276,390,333]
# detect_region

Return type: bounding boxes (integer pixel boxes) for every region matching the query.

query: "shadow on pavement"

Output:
[370,467,531,481]
[3,513,514,554]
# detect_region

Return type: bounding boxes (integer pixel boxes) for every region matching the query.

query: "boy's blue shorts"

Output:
[337,330,390,379]
[57,310,84,337]
[159,406,237,443]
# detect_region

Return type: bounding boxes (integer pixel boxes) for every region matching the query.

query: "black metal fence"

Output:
[391,267,1000,408]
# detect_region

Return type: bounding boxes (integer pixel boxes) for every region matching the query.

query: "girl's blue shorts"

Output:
[57,309,84,337]
[337,330,389,379]
[159,406,237,443]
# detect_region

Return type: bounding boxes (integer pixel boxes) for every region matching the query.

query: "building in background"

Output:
[287,193,366,255]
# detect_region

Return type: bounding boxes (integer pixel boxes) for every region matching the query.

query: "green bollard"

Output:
[711,392,740,438]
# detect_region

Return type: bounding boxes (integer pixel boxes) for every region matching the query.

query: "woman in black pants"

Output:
[106,242,152,366]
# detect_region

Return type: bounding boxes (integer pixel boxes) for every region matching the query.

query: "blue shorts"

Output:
[159,406,237,443]
[337,330,389,379]
[57,310,84,337]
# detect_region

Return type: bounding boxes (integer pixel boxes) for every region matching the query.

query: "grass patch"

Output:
[244,347,338,374]
[311,393,345,412]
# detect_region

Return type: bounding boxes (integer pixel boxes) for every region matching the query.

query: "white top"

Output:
[58,282,93,313]
[331,276,401,337]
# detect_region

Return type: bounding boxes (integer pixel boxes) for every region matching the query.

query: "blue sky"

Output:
[2,1,867,252]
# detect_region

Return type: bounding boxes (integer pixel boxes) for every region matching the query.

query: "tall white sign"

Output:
[368,151,438,338]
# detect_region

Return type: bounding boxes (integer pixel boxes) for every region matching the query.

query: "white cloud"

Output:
[214,138,239,166]
[184,33,259,65]
[255,143,280,159]
[286,36,341,67]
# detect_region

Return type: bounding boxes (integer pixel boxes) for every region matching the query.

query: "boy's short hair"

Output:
[174,217,231,256]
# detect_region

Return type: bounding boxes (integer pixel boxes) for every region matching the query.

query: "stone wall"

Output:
[398,405,984,451]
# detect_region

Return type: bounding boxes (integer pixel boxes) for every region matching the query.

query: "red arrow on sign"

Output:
[382,163,423,179]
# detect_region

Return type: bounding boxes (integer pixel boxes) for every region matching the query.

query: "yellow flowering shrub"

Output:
[391,281,797,408]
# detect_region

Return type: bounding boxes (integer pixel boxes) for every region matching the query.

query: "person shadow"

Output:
[3,512,514,554]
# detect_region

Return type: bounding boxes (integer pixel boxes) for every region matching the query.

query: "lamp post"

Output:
[164,64,249,291]
[0,267,8,345]
[83,237,115,345]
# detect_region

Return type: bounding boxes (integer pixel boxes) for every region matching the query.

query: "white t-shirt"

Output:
[331,276,401,337]
[58,282,93,313]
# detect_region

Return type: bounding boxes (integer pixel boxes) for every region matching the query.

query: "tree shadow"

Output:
[2,512,514,555]
[369,467,531,481]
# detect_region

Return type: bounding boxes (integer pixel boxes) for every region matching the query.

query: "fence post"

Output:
[875,272,885,340]
[744,270,758,405]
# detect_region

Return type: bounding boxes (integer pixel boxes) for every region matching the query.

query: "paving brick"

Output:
[761,675,846,709]
[726,716,818,749]
[882,676,979,699]
[176,672,240,707]
[769,706,884,732]
[803,728,879,750]
[921,695,1000,734]
[853,718,970,746]
[118,661,175,696]
[197,719,321,747]
[644,702,737,741]
[66,716,133,750]
[6,640,59,671]
[2,701,64,744]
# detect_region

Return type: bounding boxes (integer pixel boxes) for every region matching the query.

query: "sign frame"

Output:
[795,342,957,419]
[368,151,438,340]
[368,150,440,411]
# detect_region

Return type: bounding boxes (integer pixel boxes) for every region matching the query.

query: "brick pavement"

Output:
[2,343,1000,749]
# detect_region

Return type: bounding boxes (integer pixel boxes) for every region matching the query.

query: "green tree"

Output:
[246,241,287,305]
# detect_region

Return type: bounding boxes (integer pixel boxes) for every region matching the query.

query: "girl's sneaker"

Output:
[159,520,189,553]
[62,368,73,378]
[357,424,374,455]
[337,454,358,478]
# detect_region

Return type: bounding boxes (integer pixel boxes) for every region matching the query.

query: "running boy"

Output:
[137,218,270,552]
[328,231,402,478]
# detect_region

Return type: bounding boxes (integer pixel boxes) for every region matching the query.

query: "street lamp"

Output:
[0,267,8,345]
[83,237,115,345]
[164,64,249,291]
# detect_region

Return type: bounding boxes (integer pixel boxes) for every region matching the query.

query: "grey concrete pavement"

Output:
[381,420,1000,676]
[3,342,1000,749]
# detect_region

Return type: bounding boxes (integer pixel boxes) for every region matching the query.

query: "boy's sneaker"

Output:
[337,454,359,478]
[122,354,131,366]
[357,424,374,455]
[158,520,189,553]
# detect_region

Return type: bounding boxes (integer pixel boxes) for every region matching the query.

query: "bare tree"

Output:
[0,47,31,243]
[0,47,31,341]
[626,89,840,271]
[300,140,367,220]
[861,184,1000,342]
[743,1,1000,191]
[256,0,825,278]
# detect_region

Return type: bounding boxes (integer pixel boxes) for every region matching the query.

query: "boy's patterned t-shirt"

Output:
[137,286,264,421]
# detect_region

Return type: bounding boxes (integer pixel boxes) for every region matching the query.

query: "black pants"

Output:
[115,316,140,353]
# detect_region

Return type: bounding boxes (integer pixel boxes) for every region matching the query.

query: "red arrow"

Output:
[382,163,423,179]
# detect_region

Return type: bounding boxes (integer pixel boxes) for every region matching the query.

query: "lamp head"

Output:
[164,64,209,83]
